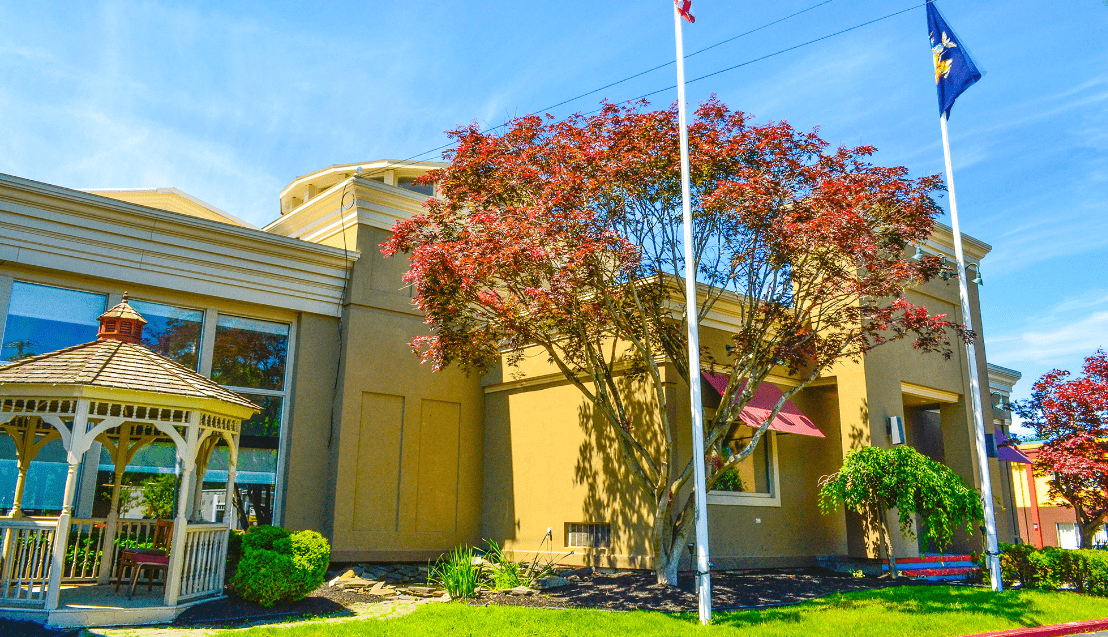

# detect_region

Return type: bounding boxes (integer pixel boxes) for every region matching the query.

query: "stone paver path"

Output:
[83,599,421,637]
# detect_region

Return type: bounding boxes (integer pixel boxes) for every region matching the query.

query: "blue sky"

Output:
[1,1,1106,425]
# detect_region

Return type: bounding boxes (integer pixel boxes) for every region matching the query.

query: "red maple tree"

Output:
[1015,350,1108,548]
[382,99,968,584]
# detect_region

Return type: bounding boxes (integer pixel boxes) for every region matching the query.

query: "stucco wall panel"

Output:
[353,392,405,532]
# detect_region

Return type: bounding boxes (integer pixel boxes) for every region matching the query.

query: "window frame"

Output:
[1,279,108,361]
[707,431,781,508]
[206,311,296,524]
[129,297,207,371]
[0,277,300,524]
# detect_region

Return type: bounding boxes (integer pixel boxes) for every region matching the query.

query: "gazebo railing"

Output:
[103,518,161,582]
[176,523,228,601]
[0,518,57,607]
[61,518,108,582]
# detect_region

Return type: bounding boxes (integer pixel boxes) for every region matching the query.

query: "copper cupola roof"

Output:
[96,292,147,344]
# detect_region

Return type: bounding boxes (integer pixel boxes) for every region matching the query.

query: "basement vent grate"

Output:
[566,522,611,549]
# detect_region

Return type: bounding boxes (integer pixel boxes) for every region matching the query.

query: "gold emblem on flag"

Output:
[930,31,957,85]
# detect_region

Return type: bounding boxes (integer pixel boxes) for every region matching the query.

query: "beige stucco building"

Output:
[0,162,1022,571]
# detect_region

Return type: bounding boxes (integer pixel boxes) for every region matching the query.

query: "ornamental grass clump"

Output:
[231,525,330,607]
[429,545,483,599]
[482,539,555,590]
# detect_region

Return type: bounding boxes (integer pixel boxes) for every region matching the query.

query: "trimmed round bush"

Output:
[230,525,330,607]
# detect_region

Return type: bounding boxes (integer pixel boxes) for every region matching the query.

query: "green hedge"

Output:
[230,525,330,607]
[999,543,1108,595]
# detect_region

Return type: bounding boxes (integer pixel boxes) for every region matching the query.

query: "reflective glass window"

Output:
[130,300,204,370]
[211,316,289,390]
[714,433,774,495]
[238,394,283,450]
[1,282,106,361]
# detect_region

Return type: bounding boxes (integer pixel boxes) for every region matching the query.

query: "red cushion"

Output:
[133,553,169,565]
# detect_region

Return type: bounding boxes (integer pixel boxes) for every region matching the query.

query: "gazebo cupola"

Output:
[96,292,147,344]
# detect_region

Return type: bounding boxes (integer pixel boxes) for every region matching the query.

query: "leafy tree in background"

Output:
[3,340,36,361]
[383,98,968,585]
[140,473,177,520]
[1014,350,1108,548]
[819,446,984,577]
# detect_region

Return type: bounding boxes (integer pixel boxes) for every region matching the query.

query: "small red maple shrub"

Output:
[383,98,968,584]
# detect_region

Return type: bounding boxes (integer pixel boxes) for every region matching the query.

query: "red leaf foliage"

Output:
[1015,351,1108,546]
[382,98,970,581]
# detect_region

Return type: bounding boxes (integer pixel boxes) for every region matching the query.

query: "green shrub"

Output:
[1076,550,1108,595]
[714,468,745,492]
[1029,548,1067,591]
[1000,543,1039,587]
[230,525,330,607]
[999,546,1108,596]
[226,529,245,576]
[429,545,482,599]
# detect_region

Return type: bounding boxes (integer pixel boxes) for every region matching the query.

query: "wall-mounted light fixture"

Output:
[967,263,984,286]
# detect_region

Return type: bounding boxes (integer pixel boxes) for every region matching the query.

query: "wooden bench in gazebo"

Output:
[0,295,258,627]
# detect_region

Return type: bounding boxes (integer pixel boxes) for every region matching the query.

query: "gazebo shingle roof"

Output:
[0,339,259,411]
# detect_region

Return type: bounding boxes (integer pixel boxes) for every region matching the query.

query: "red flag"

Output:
[675,0,695,23]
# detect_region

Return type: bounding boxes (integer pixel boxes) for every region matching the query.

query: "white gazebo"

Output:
[0,295,258,627]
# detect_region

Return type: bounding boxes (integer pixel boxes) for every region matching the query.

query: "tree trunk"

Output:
[1079,519,1104,549]
[877,501,898,578]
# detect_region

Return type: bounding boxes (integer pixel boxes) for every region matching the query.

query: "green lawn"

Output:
[224,586,1108,637]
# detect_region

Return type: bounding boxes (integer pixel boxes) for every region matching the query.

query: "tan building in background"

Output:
[0,162,1022,569]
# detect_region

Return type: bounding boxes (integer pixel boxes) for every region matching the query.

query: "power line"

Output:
[349,1,841,177]
[529,0,837,118]
[353,1,927,179]
[621,1,932,104]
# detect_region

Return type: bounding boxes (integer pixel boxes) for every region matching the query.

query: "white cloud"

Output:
[988,289,1108,376]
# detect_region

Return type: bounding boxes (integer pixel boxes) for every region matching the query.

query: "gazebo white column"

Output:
[44,400,89,611]
[163,414,200,607]
[224,434,239,530]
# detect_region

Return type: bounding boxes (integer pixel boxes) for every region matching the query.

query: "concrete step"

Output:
[881,555,979,580]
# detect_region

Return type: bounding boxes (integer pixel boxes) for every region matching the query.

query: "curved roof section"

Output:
[0,339,259,413]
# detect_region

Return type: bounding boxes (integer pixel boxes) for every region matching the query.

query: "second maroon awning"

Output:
[701,371,825,438]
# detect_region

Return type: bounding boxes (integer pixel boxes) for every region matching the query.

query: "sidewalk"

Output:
[84,598,421,637]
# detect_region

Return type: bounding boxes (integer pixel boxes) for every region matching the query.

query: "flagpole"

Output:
[939,111,1002,592]
[673,2,712,625]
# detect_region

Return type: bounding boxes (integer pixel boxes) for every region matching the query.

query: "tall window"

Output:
[0,282,107,514]
[1,282,106,361]
[130,299,205,370]
[212,315,290,526]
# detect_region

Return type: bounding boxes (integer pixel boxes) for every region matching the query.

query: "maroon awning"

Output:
[995,430,1033,464]
[701,371,825,438]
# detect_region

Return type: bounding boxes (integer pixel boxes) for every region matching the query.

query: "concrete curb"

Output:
[965,618,1108,637]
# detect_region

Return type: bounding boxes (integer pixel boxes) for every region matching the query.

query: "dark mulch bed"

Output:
[172,584,381,628]
[467,568,932,612]
[0,619,80,637]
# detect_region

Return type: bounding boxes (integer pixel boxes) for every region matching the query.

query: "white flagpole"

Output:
[939,111,1002,592]
[673,2,712,624]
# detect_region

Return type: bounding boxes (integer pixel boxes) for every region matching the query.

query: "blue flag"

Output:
[927,2,982,118]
